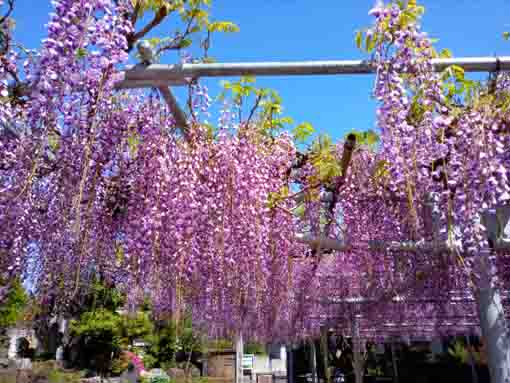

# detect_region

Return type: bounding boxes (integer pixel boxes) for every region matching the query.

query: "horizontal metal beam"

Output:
[316,295,478,305]
[294,234,460,253]
[294,234,350,251]
[114,78,188,90]
[120,56,510,86]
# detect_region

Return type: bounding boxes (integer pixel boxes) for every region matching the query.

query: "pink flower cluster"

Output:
[125,351,145,373]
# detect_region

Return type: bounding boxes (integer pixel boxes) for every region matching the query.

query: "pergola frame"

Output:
[116,52,510,383]
[116,56,510,89]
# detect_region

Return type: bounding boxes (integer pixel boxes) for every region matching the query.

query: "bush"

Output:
[111,352,130,376]
[0,279,28,328]
[30,363,81,383]
[34,351,56,361]
[245,342,266,355]
[150,376,171,383]
[143,353,158,370]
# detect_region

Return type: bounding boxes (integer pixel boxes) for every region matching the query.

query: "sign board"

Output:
[242,354,254,370]
[133,339,147,347]
[149,369,167,377]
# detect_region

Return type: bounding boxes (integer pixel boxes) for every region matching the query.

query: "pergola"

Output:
[116,48,510,383]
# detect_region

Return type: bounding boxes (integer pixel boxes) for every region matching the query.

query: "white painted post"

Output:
[476,251,510,383]
[479,207,510,383]
[236,332,244,383]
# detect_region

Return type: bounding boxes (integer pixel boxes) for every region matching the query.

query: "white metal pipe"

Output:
[479,208,510,383]
[294,234,350,251]
[114,79,188,90]
[157,86,189,137]
[120,56,510,85]
[477,251,510,383]
[294,234,476,253]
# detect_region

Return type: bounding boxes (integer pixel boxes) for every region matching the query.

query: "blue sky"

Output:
[11,1,510,141]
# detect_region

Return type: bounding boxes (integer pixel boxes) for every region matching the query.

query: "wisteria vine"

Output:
[1,0,510,345]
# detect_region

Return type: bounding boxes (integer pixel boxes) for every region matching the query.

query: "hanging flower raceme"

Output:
[294,0,510,341]
[2,0,133,307]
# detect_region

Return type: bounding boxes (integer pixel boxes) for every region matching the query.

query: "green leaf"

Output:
[346,129,379,148]
[439,48,452,58]
[0,279,27,328]
[220,80,231,89]
[364,129,380,146]
[48,132,60,152]
[355,30,363,49]
[75,47,87,59]
[127,131,140,157]
[504,31,510,41]
[279,116,294,125]
[207,21,240,33]
[365,33,376,53]
[451,64,465,80]
[371,160,390,184]
[147,37,162,46]
[292,122,315,143]
[179,38,192,48]
[241,76,256,84]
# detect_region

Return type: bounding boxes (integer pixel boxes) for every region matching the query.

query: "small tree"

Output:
[0,279,28,328]
[70,309,122,376]
[0,279,28,358]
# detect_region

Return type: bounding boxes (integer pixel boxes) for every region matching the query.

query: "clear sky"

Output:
[10,1,510,141]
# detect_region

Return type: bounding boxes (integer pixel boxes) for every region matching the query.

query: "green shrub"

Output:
[143,353,158,369]
[245,342,266,355]
[0,372,17,383]
[0,279,28,328]
[150,376,171,383]
[46,369,81,383]
[111,352,130,376]
[34,351,56,361]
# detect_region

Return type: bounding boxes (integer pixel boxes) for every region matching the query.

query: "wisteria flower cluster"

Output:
[1,0,510,345]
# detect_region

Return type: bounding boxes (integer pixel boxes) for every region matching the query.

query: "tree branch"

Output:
[130,0,141,27]
[155,14,196,56]
[158,86,189,140]
[245,93,263,126]
[324,133,356,233]
[127,6,169,52]
[0,0,14,26]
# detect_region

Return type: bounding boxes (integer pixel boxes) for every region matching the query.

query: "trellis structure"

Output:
[115,52,510,138]
[117,56,510,88]
[115,48,510,383]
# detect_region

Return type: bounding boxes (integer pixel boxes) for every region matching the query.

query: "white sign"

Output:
[133,339,147,347]
[242,354,254,370]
